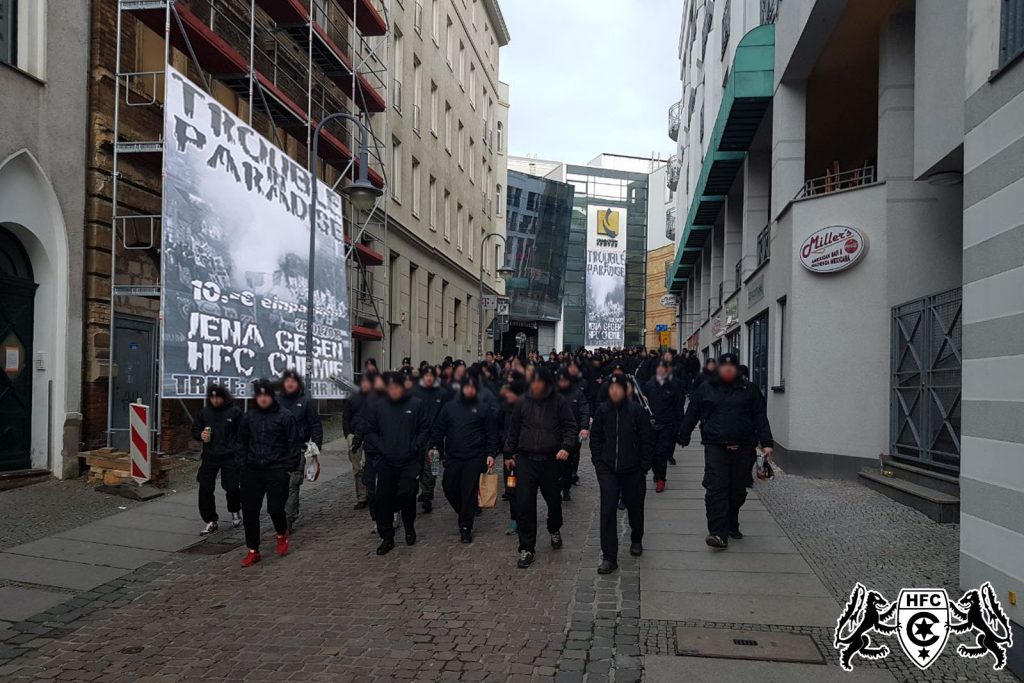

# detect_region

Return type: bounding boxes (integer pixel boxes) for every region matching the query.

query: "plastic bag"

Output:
[304,441,321,482]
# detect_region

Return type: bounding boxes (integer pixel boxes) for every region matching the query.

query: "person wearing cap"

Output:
[429,376,498,543]
[555,368,590,502]
[505,366,578,569]
[237,379,300,567]
[644,361,687,493]
[595,361,628,406]
[277,370,323,533]
[679,353,774,549]
[589,373,653,573]
[192,384,243,535]
[343,374,374,510]
[690,357,718,394]
[412,365,453,513]
[362,372,431,555]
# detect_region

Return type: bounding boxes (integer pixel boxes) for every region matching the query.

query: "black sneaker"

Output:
[629,542,643,557]
[728,530,744,540]
[517,550,535,569]
[597,559,618,575]
[561,489,571,502]
[460,528,473,544]
[421,500,433,513]
[376,539,395,556]
[550,532,563,549]
[705,534,728,549]
[405,528,417,546]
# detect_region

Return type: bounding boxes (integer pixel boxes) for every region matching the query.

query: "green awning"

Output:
[667,24,775,294]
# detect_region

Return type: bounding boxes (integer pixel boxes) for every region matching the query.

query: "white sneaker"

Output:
[200,521,218,536]
[231,512,242,529]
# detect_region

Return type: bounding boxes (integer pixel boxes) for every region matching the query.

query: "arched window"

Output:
[0,226,33,281]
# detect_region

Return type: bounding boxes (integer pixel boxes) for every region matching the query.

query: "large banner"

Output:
[160,66,352,399]
[585,206,627,348]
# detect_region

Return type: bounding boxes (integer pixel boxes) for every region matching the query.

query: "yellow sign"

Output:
[658,330,671,348]
[597,209,620,238]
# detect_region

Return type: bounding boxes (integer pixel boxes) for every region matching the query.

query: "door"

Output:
[111,316,156,451]
[748,312,769,397]
[0,226,36,471]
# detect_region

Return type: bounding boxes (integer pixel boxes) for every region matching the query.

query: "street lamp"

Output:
[306,113,383,377]
[478,232,513,358]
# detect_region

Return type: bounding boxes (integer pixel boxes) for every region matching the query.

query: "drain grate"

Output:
[675,627,824,664]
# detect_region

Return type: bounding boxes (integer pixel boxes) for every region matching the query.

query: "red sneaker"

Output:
[240,550,261,568]
[655,480,666,493]
[276,533,290,557]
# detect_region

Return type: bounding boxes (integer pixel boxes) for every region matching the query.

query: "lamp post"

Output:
[306,113,383,379]
[477,232,514,359]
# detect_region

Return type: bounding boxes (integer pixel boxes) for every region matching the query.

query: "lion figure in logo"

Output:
[834,583,898,671]
[949,581,1014,670]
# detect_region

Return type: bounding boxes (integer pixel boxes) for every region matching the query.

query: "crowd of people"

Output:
[192,346,774,573]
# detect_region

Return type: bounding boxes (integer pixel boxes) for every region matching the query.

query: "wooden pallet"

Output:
[81,448,172,488]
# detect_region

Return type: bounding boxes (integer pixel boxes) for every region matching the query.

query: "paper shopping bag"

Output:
[478,469,499,508]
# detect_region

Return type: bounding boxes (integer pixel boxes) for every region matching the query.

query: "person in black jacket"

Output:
[644,361,687,491]
[362,372,431,555]
[413,366,453,513]
[430,376,498,543]
[343,375,374,510]
[679,353,774,549]
[277,370,323,532]
[505,367,578,569]
[556,369,590,502]
[690,358,718,394]
[192,384,243,535]
[237,379,300,567]
[590,375,653,574]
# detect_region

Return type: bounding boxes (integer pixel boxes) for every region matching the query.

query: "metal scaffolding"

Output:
[107,0,391,447]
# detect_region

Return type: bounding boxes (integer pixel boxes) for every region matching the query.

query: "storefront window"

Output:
[748,312,769,396]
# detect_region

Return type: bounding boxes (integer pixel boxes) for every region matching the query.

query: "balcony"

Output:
[668,101,682,141]
[796,165,876,200]
[666,207,677,241]
[756,224,771,267]
[667,156,681,192]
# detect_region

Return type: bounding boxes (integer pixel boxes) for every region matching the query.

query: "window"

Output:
[444,102,452,151]
[471,0,477,26]
[469,63,477,108]
[453,297,461,341]
[408,263,419,333]
[0,0,45,78]
[412,56,422,133]
[411,157,421,216]
[1001,0,1024,67]
[496,121,504,153]
[775,297,786,388]
[495,184,503,216]
[431,0,440,44]
[726,328,740,357]
[428,175,438,230]
[468,139,475,182]
[414,0,423,34]
[393,29,404,113]
[748,312,769,397]
[391,137,402,201]
[429,82,438,135]
[441,280,449,337]
[443,190,452,240]
[458,42,466,86]
[456,203,464,251]
[467,215,475,260]
[445,16,454,67]
[457,121,465,167]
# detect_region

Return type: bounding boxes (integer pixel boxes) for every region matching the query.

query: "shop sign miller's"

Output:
[799,225,868,273]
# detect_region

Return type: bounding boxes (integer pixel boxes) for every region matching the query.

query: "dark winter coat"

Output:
[680,376,773,447]
[412,383,453,427]
[237,400,300,471]
[342,390,368,438]
[429,394,498,462]
[192,403,243,460]
[589,399,654,474]
[558,382,591,432]
[643,376,686,429]
[362,394,431,466]
[277,389,323,448]
[505,387,578,459]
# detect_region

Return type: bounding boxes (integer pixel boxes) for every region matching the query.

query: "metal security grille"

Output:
[890,288,962,472]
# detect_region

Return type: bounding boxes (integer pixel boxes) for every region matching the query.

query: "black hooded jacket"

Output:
[558,382,591,431]
[412,383,453,429]
[643,375,686,429]
[505,386,578,459]
[192,401,243,460]
[680,376,774,447]
[430,392,498,462]
[237,399,300,470]
[362,394,431,466]
[277,384,323,448]
[589,398,654,474]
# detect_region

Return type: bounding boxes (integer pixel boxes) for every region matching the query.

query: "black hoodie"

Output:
[362,393,431,466]
[505,385,578,459]
[430,390,498,462]
[237,399,300,470]
[590,397,654,474]
[277,379,323,449]
[192,400,243,460]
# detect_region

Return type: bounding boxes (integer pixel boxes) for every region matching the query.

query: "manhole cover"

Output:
[179,541,243,555]
[675,627,824,664]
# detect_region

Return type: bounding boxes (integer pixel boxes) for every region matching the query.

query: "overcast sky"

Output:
[500,0,683,165]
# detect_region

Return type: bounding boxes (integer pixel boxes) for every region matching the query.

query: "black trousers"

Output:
[443,459,483,530]
[515,456,563,552]
[702,444,757,538]
[558,443,581,492]
[239,467,289,551]
[596,465,646,562]
[651,425,676,481]
[375,460,420,541]
[197,455,240,523]
[363,457,379,523]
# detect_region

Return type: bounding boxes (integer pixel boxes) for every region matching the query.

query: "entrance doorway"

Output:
[0,226,37,471]
[111,316,156,451]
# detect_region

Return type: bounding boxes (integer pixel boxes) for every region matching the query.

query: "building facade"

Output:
[645,243,676,350]
[0,0,89,477]
[669,0,1024,670]
[500,169,574,357]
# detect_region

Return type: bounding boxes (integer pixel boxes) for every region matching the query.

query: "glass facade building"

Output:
[564,165,649,350]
